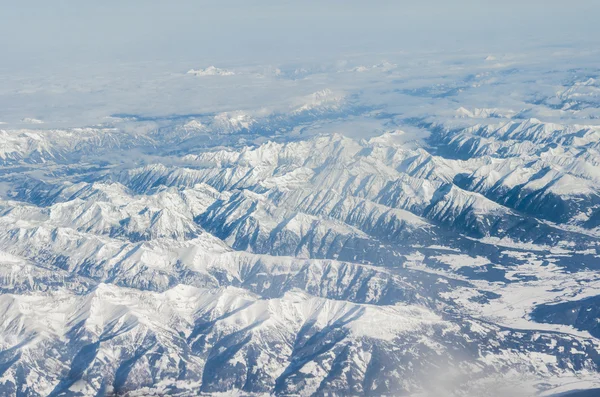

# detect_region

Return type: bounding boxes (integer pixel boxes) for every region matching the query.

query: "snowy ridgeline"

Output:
[1,55,600,396]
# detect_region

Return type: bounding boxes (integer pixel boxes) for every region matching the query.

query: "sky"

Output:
[1,0,599,70]
[0,1,599,128]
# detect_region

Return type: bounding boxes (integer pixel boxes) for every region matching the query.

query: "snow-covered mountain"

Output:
[1,115,600,396]
[2,52,600,396]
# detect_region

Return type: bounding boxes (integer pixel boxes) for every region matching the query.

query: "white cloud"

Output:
[187,66,235,76]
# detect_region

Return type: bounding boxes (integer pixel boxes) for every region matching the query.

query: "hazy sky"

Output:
[1,0,599,70]
[1,0,599,127]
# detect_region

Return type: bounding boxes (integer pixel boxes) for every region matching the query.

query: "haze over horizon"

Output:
[2,0,599,70]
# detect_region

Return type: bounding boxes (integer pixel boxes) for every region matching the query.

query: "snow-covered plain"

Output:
[1,47,600,396]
